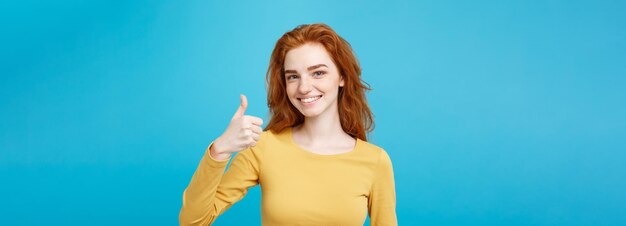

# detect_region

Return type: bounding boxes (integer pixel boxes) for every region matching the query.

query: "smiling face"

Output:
[284,43,345,119]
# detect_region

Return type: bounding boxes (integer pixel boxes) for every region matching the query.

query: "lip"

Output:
[297,95,322,106]
[297,95,323,99]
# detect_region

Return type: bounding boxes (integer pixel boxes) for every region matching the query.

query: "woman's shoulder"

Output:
[260,127,288,139]
[357,138,386,152]
[255,127,291,148]
[356,141,395,177]
[356,139,392,161]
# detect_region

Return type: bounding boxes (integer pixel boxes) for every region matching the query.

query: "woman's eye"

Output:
[313,71,326,77]
[287,75,298,80]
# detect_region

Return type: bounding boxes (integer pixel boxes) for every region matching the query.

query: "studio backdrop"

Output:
[1,0,625,225]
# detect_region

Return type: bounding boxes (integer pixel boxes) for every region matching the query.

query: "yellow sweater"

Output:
[179,127,397,226]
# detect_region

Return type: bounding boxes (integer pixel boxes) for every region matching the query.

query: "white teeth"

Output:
[300,95,321,103]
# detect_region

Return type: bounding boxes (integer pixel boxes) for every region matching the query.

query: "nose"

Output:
[297,76,312,94]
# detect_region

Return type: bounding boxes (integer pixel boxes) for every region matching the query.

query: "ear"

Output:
[339,76,345,87]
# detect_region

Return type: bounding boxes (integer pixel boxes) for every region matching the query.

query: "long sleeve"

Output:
[367,151,398,226]
[179,143,261,226]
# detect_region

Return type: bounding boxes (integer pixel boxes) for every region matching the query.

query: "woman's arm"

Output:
[179,142,261,226]
[368,150,398,226]
[180,95,263,225]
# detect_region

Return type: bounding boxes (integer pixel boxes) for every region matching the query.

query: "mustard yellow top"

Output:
[179,127,397,226]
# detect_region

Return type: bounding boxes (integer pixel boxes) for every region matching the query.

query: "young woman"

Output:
[179,23,397,226]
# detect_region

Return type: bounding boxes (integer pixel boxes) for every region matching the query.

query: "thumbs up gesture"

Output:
[210,94,264,160]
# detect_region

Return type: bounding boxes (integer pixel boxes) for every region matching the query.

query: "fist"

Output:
[212,94,264,158]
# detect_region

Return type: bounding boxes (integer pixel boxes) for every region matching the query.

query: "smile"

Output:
[298,95,322,104]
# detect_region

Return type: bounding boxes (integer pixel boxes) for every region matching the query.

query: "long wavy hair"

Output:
[264,23,374,141]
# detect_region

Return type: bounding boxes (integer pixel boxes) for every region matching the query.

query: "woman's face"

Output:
[284,43,344,119]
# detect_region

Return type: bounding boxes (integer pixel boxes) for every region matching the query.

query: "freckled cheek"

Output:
[285,85,298,99]
[317,82,339,93]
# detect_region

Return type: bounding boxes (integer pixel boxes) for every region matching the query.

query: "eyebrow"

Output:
[284,64,328,74]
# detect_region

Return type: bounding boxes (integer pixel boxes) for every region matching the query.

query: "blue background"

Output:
[1,0,625,225]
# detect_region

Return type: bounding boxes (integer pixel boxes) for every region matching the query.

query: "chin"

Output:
[298,108,322,118]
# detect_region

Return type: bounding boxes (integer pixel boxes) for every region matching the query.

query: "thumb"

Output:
[232,94,248,119]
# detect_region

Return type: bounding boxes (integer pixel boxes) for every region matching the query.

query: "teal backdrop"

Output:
[1,0,625,225]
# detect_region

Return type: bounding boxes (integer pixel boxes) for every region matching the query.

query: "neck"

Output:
[295,108,347,144]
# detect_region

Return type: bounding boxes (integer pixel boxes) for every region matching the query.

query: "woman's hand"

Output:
[210,94,264,160]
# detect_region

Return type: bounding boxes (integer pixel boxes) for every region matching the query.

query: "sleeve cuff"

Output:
[204,142,231,168]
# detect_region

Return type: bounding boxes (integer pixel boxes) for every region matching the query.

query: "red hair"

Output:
[264,23,374,141]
